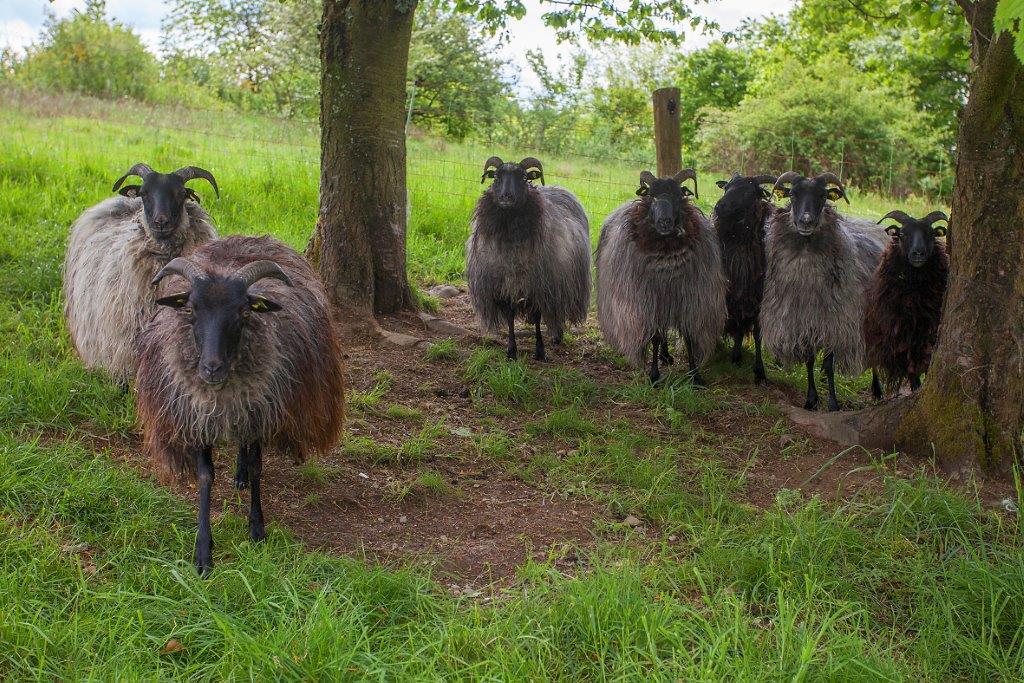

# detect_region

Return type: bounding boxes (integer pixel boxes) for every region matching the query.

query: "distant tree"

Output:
[18,0,158,100]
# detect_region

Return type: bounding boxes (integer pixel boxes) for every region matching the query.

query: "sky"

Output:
[1,0,795,93]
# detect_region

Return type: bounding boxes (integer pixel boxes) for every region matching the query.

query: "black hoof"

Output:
[194,553,213,575]
[691,373,706,388]
[249,523,266,543]
[505,349,517,360]
[234,474,248,490]
[660,351,674,366]
[754,370,767,385]
[534,350,546,362]
[649,370,661,385]
[828,400,840,412]
[731,354,742,366]
[804,397,819,410]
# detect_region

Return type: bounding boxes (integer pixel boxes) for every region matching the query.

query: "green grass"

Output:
[1,90,1021,680]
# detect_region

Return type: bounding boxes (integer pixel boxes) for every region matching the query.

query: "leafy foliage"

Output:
[996,0,1024,62]
[16,0,159,101]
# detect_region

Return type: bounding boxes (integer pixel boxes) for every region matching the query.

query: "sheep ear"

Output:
[759,187,772,200]
[156,292,190,308]
[827,187,845,202]
[933,225,947,237]
[525,169,544,185]
[184,188,201,204]
[118,185,142,198]
[680,186,694,197]
[885,225,900,238]
[774,187,790,199]
[248,295,282,313]
[715,180,728,189]
[480,169,496,184]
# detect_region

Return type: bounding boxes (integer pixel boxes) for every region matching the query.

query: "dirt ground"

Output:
[99,291,1014,588]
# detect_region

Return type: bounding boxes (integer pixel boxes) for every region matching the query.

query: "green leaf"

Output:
[995,0,1024,64]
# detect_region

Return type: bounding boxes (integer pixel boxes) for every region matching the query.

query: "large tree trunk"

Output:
[308,0,417,318]
[827,1,1024,477]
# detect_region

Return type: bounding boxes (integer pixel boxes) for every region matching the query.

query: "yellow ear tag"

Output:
[774,188,786,199]
[175,296,188,306]
[251,299,267,312]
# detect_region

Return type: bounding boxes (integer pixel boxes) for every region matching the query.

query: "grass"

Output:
[1,89,1021,680]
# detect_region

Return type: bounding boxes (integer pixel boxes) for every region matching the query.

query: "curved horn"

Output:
[639,170,657,186]
[921,210,949,226]
[773,171,803,194]
[672,168,698,199]
[752,174,778,186]
[173,166,220,197]
[112,163,154,193]
[152,257,204,286]
[816,172,850,204]
[520,157,544,185]
[877,210,913,226]
[234,260,292,289]
[483,156,503,172]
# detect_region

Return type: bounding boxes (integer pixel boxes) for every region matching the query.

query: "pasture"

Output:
[1,90,1022,680]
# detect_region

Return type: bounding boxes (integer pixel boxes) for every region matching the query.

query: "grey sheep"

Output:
[466,156,591,360]
[596,169,727,385]
[760,171,889,411]
[136,235,346,574]
[63,163,219,385]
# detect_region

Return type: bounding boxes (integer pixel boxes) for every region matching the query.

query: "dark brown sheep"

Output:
[864,210,949,398]
[135,235,345,573]
[712,173,777,384]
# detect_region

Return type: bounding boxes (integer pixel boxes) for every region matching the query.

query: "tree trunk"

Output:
[309,0,417,318]
[851,1,1024,477]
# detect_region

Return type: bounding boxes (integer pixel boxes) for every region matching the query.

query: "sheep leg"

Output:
[501,302,517,360]
[245,442,266,542]
[233,444,248,490]
[752,321,767,385]
[532,313,545,361]
[684,336,705,388]
[658,333,674,365]
[823,352,840,412]
[804,354,819,410]
[909,374,922,392]
[871,370,883,401]
[648,332,662,384]
[193,445,215,575]
[731,329,744,365]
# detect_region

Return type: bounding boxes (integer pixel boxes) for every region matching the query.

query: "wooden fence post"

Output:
[652,87,681,176]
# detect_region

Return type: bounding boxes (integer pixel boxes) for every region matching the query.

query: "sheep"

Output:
[63,163,219,386]
[135,235,345,574]
[712,173,777,384]
[760,171,889,411]
[466,156,591,361]
[864,210,949,399]
[596,169,727,385]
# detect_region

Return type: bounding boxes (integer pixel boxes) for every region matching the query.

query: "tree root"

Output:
[782,395,915,452]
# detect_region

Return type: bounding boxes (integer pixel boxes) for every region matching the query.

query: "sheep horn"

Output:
[921,210,949,226]
[877,210,913,226]
[234,260,292,289]
[152,257,204,286]
[481,156,503,183]
[639,170,657,187]
[520,157,544,185]
[112,163,154,193]
[752,174,778,186]
[173,166,220,198]
[672,168,698,198]
[773,171,803,194]
[816,172,850,204]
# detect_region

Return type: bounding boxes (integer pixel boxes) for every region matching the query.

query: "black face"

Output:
[484,162,542,209]
[885,218,947,268]
[642,178,688,236]
[141,174,192,238]
[714,175,770,224]
[157,277,281,386]
[782,177,845,236]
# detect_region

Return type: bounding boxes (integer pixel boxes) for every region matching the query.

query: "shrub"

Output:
[17,0,158,101]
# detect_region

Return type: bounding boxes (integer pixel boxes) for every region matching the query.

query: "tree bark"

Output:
[309,0,417,318]
[853,1,1024,477]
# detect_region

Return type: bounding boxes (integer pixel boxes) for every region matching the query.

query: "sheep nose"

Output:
[153,214,169,228]
[801,212,812,224]
[200,359,227,384]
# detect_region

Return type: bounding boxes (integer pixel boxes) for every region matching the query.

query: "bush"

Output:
[17,0,158,102]
[696,52,945,196]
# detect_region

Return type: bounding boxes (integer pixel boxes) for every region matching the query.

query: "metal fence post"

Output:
[887,138,894,196]
[838,140,845,182]
[652,87,682,176]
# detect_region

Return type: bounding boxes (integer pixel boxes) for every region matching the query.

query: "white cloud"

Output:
[0,19,36,52]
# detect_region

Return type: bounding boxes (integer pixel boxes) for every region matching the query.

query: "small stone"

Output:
[428,284,461,299]
[358,472,369,480]
[622,515,642,528]
[399,515,408,524]
[439,534,448,542]
[668,534,677,542]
